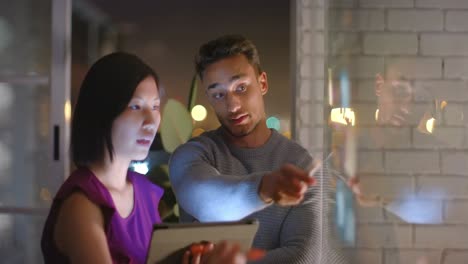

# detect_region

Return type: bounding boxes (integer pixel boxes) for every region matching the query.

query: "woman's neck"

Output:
[88,157,131,191]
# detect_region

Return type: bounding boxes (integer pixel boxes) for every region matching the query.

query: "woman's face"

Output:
[111,76,160,162]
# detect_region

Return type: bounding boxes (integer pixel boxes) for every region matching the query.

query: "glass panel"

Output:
[326,1,468,263]
[0,0,51,76]
[0,214,46,264]
[0,1,53,264]
[0,83,53,208]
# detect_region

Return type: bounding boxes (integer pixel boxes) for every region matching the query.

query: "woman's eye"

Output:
[152,105,160,111]
[129,105,141,110]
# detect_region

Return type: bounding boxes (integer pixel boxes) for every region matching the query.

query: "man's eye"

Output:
[212,93,224,99]
[236,85,246,92]
[129,105,141,110]
[152,105,160,111]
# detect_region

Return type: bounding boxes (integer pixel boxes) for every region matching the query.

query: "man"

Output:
[170,35,336,263]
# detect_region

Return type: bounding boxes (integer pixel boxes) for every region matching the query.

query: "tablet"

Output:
[145,219,259,264]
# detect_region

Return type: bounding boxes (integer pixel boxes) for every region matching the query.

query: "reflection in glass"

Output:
[325,1,468,263]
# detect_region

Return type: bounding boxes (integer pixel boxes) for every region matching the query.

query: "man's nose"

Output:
[227,94,241,113]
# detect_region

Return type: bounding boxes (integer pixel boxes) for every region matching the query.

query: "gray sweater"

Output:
[169,128,345,264]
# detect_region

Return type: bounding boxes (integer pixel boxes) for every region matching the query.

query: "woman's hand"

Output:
[182,241,265,264]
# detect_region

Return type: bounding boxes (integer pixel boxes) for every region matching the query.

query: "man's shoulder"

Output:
[181,129,222,148]
[272,131,309,155]
[171,129,225,158]
[270,131,313,169]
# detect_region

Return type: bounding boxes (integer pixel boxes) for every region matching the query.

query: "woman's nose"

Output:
[142,108,159,132]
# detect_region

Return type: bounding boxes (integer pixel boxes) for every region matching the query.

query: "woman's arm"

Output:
[54,192,113,264]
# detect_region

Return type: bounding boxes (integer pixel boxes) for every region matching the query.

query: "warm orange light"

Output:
[330,108,356,126]
[64,100,72,122]
[440,101,447,110]
[192,128,205,137]
[426,117,435,134]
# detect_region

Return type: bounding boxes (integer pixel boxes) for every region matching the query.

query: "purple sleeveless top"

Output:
[41,167,164,264]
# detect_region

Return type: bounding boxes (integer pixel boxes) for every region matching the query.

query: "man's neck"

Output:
[223,123,272,148]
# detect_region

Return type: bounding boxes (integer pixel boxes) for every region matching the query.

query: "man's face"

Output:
[202,54,268,137]
[375,74,413,126]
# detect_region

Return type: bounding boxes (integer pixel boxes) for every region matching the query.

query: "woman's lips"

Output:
[136,139,151,146]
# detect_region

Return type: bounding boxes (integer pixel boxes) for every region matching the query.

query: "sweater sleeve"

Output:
[250,154,347,264]
[250,187,319,264]
[169,140,269,222]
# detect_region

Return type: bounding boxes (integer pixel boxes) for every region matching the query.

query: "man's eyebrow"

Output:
[207,82,220,90]
[207,74,246,90]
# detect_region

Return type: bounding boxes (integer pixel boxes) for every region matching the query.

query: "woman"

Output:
[41,52,248,264]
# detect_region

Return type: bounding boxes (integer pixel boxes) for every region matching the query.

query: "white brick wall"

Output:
[414,80,468,103]
[357,224,413,248]
[441,152,468,175]
[413,128,465,149]
[444,58,468,79]
[329,9,385,31]
[300,55,325,79]
[385,151,440,173]
[358,151,384,173]
[388,10,443,32]
[351,56,385,78]
[416,0,468,9]
[359,175,414,198]
[356,206,385,223]
[355,80,377,101]
[330,32,361,55]
[446,11,468,32]
[302,31,324,55]
[386,57,442,79]
[417,176,468,198]
[385,249,441,264]
[421,34,468,56]
[359,0,414,8]
[343,249,383,263]
[299,102,324,126]
[444,199,468,223]
[443,104,466,126]
[443,250,468,264]
[296,0,468,263]
[364,33,418,55]
[415,225,468,248]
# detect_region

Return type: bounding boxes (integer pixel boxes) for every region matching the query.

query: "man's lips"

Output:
[230,114,248,125]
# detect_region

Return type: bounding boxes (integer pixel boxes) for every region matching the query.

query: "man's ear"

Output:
[259,72,269,95]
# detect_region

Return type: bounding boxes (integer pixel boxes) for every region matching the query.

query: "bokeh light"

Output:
[64,100,72,122]
[191,105,207,121]
[266,116,281,131]
[426,117,435,134]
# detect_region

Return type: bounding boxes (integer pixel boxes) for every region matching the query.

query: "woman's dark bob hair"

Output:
[70,52,159,166]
